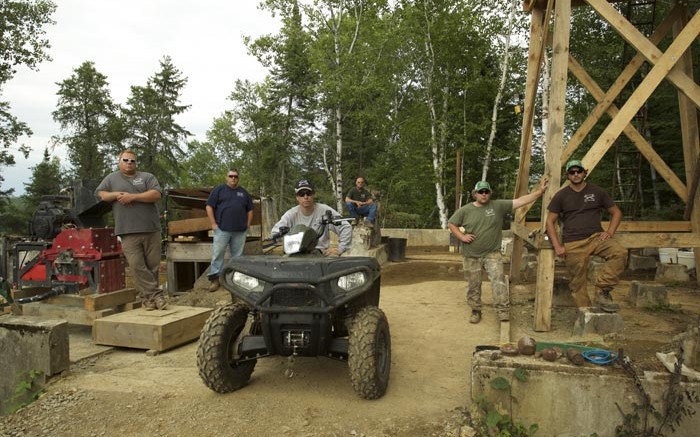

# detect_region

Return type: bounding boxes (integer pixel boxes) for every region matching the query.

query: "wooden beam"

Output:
[567,55,688,201]
[579,11,700,175]
[511,5,548,281]
[535,0,571,332]
[614,232,700,249]
[673,1,700,283]
[167,217,211,236]
[511,222,539,248]
[586,0,700,109]
[524,221,693,232]
[83,288,137,311]
[562,6,682,162]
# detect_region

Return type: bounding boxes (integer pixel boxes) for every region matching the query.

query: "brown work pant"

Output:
[463,252,509,316]
[121,231,162,299]
[564,232,627,307]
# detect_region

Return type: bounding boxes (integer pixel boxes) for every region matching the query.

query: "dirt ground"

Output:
[1,247,699,437]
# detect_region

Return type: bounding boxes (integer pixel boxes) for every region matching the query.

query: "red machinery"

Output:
[11,182,127,301]
[14,228,125,296]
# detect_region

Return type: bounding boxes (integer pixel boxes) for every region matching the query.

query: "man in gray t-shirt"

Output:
[96,149,165,310]
[271,179,352,256]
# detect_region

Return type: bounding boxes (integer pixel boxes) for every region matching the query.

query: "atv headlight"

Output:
[233,272,265,292]
[337,272,366,291]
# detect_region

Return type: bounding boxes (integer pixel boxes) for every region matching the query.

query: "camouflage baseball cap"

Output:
[565,159,586,172]
[474,181,491,191]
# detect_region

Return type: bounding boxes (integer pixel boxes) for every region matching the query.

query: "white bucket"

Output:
[677,250,696,269]
[659,248,679,264]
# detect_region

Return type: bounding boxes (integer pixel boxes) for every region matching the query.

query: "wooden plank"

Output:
[534,249,555,331]
[510,222,539,248]
[21,303,115,326]
[562,6,682,162]
[44,294,85,307]
[534,0,571,332]
[673,2,700,282]
[167,217,211,236]
[614,232,700,249]
[586,0,700,108]
[83,288,137,311]
[511,5,548,281]
[567,54,688,201]
[524,221,693,232]
[92,306,212,351]
[580,11,700,175]
[500,321,511,344]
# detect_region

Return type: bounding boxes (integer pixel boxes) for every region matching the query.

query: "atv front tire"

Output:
[196,303,256,393]
[348,306,391,399]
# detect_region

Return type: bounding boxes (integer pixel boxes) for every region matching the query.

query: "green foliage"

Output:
[473,367,538,437]
[53,61,122,180]
[0,195,31,235]
[123,56,191,187]
[22,147,65,209]
[0,0,56,204]
[5,369,44,415]
[643,302,683,313]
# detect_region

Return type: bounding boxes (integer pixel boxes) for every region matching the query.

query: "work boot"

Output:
[596,288,619,313]
[365,221,374,229]
[152,295,168,310]
[142,298,157,311]
[208,278,220,293]
[469,310,482,324]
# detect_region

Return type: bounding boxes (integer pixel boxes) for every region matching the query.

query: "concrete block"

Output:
[471,351,700,437]
[552,278,576,307]
[628,281,668,308]
[641,247,659,257]
[628,253,658,271]
[655,263,690,283]
[572,309,624,336]
[0,316,69,414]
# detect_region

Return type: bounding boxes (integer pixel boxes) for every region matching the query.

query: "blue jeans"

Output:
[209,228,247,278]
[345,202,377,222]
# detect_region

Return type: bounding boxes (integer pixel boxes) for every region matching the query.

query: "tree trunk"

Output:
[481,0,518,181]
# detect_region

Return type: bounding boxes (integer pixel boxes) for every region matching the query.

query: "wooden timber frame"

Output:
[511,0,700,331]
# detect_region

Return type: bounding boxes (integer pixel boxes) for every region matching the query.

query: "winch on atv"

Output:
[196,211,391,399]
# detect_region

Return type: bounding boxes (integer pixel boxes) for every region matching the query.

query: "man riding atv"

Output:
[196,179,391,400]
[272,178,352,256]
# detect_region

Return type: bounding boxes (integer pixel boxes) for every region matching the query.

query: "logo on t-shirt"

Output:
[584,194,596,203]
[237,192,245,198]
[132,177,145,186]
[485,208,496,217]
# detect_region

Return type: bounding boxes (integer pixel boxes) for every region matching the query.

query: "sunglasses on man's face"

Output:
[121,158,136,164]
[477,190,491,195]
[568,169,584,175]
[297,191,314,198]
[228,174,239,178]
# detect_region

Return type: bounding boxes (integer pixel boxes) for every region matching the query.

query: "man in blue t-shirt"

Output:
[206,168,254,292]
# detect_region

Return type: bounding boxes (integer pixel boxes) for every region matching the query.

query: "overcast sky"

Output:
[2,0,280,195]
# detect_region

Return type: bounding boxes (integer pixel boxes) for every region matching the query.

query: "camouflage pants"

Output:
[564,232,627,308]
[462,252,509,315]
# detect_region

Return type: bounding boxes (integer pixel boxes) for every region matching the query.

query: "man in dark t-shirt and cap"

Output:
[546,159,627,312]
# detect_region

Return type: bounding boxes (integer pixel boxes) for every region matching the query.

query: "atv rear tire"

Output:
[348,306,391,399]
[196,303,256,393]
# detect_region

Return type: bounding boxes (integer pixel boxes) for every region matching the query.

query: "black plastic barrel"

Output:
[388,237,407,262]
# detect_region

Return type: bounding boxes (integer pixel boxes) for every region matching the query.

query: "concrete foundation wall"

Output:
[377,228,451,246]
[472,351,700,437]
[0,316,69,415]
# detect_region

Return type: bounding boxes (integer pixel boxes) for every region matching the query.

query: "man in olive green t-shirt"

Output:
[448,179,548,324]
